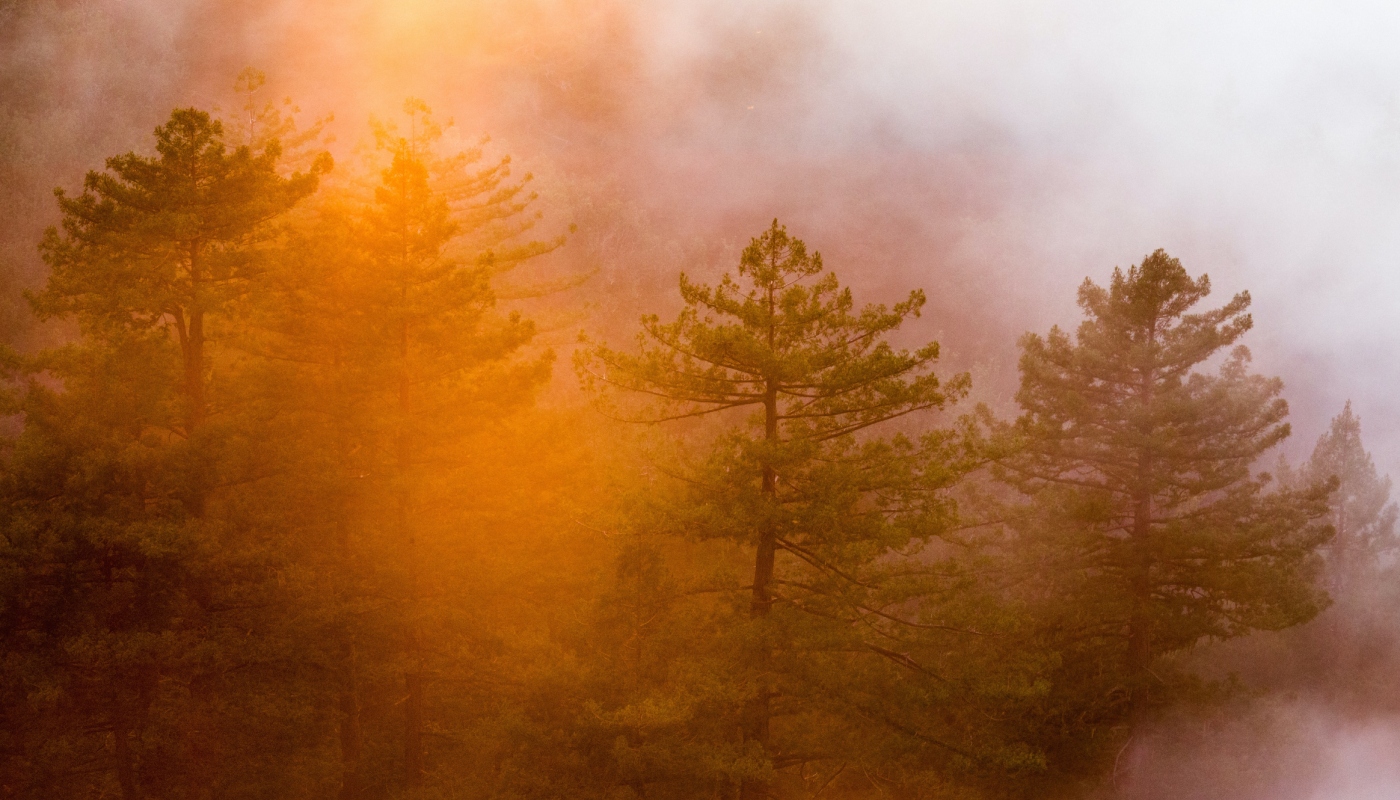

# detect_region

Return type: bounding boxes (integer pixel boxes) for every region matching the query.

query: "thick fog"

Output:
[822,1,1400,473]
[6,2,1400,794]
[7,0,1400,462]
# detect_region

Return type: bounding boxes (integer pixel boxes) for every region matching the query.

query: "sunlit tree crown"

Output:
[583,219,965,439]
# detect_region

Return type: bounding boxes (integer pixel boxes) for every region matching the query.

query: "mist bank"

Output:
[7,1,1400,470]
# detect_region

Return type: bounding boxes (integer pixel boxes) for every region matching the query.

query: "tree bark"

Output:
[336,510,364,800]
[1127,323,1157,727]
[185,305,205,434]
[181,243,208,518]
[111,697,139,800]
[1127,481,1152,722]
[337,630,364,800]
[741,381,780,800]
[398,317,425,788]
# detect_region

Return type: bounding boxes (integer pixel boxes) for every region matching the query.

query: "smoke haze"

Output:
[8,1,1400,456]
[6,2,1400,793]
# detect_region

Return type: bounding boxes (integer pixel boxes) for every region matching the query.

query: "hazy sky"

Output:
[805,1,1400,473]
[6,0,1400,472]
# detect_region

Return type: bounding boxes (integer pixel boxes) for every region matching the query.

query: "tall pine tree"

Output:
[579,221,1017,798]
[2,107,324,800]
[1000,250,1332,785]
[253,99,559,795]
[33,107,326,513]
[1297,402,1396,591]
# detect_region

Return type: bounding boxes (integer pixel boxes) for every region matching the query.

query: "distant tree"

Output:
[578,221,1027,798]
[253,99,561,796]
[1000,250,1332,782]
[1298,402,1396,591]
[228,67,334,169]
[1210,403,1400,711]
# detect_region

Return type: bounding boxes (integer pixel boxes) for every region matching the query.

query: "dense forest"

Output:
[0,81,1396,800]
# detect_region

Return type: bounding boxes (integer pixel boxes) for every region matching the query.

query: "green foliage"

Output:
[0,104,326,800]
[993,250,1333,792]
[577,221,1043,798]
[1294,401,1397,590]
[32,106,329,517]
[35,107,326,341]
[1210,402,1400,710]
[0,102,1355,800]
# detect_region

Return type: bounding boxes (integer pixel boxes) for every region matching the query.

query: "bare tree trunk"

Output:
[337,631,364,800]
[740,382,780,800]
[111,697,139,800]
[1119,326,1158,798]
[182,245,208,517]
[336,507,364,800]
[398,317,425,788]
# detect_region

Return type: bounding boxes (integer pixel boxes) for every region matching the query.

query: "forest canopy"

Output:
[0,94,1388,800]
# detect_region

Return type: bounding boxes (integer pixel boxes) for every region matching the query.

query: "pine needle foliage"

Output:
[997,250,1332,789]
[578,221,1033,798]
[1297,402,1397,590]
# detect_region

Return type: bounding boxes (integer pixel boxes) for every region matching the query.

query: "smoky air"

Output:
[2,2,1399,798]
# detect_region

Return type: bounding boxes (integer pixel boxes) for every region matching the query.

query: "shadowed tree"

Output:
[1,106,325,800]
[1237,402,1400,708]
[33,107,327,514]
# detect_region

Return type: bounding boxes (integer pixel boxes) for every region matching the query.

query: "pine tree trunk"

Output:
[103,549,141,800]
[404,669,424,785]
[186,673,220,800]
[1127,484,1152,722]
[181,248,217,796]
[185,306,206,435]
[336,502,364,800]
[331,361,366,800]
[1127,328,1157,728]
[398,318,426,788]
[111,697,139,800]
[1116,331,1159,800]
[741,383,780,800]
[1333,501,1349,592]
[338,630,364,800]
[179,244,208,518]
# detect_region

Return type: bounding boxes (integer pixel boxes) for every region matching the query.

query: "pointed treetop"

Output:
[737,219,824,288]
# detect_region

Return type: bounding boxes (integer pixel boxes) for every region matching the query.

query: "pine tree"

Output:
[254,99,558,795]
[579,221,991,798]
[1001,250,1332,779]
[0,106,325,800]
[1299,402,1396,591]
[33,107,327,513]
[228,67,334,169]
[1213,403,1400,711]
